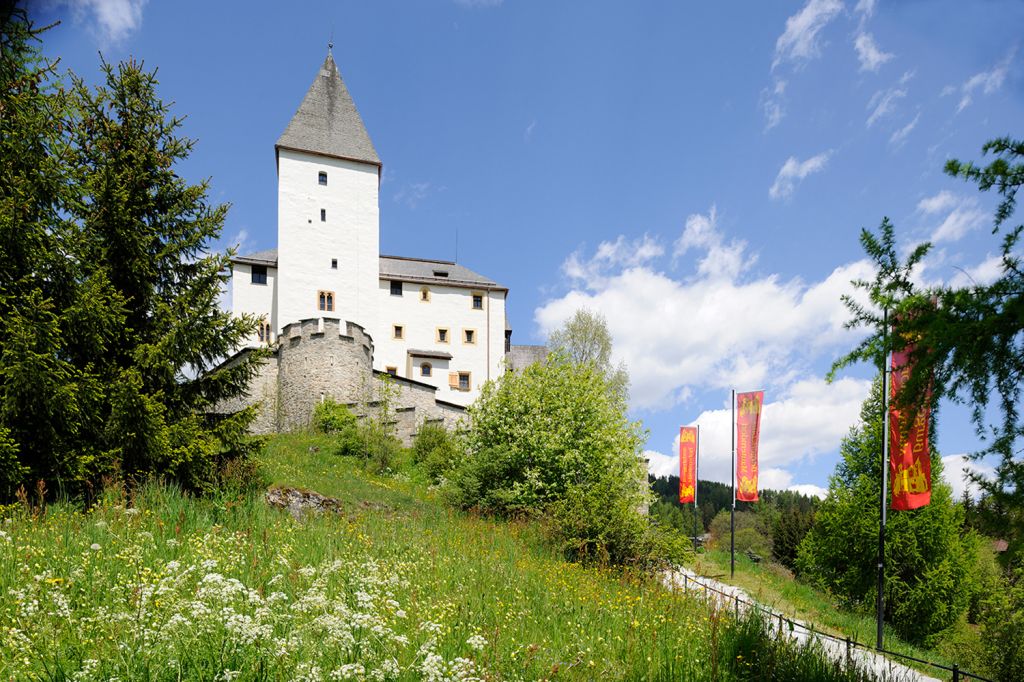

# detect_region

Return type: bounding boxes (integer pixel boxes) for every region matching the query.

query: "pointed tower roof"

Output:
[276,54,381,166]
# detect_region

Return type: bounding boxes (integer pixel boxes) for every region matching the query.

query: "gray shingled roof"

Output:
[276,54,381,166]
[232,248,279,266]
[380,255,506,290]
[407,349,453,360]
[230,249,504,290]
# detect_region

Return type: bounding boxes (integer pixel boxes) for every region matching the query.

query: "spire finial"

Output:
[328,27,334,56]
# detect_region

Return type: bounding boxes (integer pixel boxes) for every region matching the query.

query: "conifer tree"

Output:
[796,377,977,644]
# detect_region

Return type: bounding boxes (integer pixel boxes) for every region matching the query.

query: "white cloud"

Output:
[941,454,995,500]
[393,181,439,209]
[855,32,894,72]
[789,484,828,499]
[889,113,920,147]
[773,0,844,69]
[769,152,831,200]
[948,254,1004,288]
[957,48,1016,113]
[928,198,987,243]
[866,87,906,127]
[761,78,787,130]
[917,190,958,216]
[854,0,876,19]
[643,377,870,490]
[64,0,147,45]
[523,119,537,142]
[537,207,874,411]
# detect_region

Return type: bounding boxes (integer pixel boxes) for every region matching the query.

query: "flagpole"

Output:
[730,389,736,580]
[694,424,700,554]
[876,310,891,650]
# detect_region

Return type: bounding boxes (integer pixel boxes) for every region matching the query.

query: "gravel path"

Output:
[662,567,943,682]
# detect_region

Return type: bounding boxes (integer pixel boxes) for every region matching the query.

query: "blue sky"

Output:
[36,0,1024,498]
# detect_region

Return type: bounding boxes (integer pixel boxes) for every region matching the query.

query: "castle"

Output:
[222,52,545,437]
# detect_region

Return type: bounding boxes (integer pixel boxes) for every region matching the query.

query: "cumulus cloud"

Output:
[855,32,894,72]
[537,207,873,411]
[61,0,147,46]
[769,152,831,200]
[941,454,995,500]
[773,0,844,70]
[644,376,869,493]
[956,48,1016,113]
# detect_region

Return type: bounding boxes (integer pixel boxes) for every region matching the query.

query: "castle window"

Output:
[472,293,484,310]
[436,327,449,343]
[463,329,476,345]
[433,270,449,278]
[257,318,271,343]
[390,280,402,296]
[385,366,397,377]
[393,324,404,339]
[318,171,327,185]
[320,208,326,222]
[318,290,334,311]
[251,265,267,285]
[451,372,471,391]
[420,287,430,302]
[421,362,432,377]
[331,258,337,269]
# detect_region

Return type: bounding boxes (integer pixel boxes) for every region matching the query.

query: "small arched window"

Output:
[421,363,432,377]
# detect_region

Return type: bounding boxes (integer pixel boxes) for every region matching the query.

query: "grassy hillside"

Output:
[0,433,880,681]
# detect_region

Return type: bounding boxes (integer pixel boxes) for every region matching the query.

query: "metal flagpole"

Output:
[693,425,700,553]
[876,310,891,649]
[730,389,736,579]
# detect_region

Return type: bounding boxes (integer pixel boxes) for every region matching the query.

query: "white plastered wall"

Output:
[231,263,277,345]
[276,149,380,337]
[375,280,507,406]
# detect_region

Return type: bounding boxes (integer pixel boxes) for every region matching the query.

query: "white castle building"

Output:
[224,53,542,435]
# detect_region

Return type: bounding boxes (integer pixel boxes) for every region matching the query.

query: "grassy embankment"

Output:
[691,549,955,676]
[0,432,882,681]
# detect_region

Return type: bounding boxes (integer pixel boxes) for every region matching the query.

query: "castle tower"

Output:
[275,53,381,337]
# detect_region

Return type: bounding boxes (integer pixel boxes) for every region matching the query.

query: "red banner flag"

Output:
[679,426,697,503]
[736,391,763,502]
[889,349,931,510]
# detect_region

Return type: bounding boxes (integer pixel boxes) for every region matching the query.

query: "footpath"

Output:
[662,567,942,682]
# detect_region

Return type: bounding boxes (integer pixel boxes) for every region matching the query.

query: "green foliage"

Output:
[978,567,1024,682]
[796,378,977,644]
[451,352,666,565]
[548,308,629,400]
[832,136,1024,549]
[0,9,265,499]
[314,388,402,474]
[411,421,463,482]
[709,510,773,559]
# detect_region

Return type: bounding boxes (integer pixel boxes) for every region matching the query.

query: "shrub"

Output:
[313,398,358,435]
[412,422,463,482]
[448,352,667,566]
[709,509,772,558]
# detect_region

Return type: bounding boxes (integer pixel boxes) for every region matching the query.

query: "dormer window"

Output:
[318,171,327,185]
[433,270,449,278]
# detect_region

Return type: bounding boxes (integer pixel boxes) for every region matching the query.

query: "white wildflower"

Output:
[124,507,140,516]
[466,634,487,651]
[329,663,365,680]
[89,543,101,551]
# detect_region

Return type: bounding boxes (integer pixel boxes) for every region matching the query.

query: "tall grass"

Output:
[0,434,882,681]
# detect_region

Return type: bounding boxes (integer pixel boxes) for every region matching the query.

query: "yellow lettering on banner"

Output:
[680,430,696,443]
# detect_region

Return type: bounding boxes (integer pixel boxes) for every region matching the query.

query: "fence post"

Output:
[734,595,739,618]
[684,573,688,592]
[845,637,851,670]
[952,663,959,682]
[778,613,783,637]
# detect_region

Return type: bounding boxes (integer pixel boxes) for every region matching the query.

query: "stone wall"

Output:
[506,344,547,373]
[214,316,465,444]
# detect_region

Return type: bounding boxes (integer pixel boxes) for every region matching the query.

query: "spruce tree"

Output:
[796,377,977,644]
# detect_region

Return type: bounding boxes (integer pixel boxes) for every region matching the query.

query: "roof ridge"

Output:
[380,254,456,265]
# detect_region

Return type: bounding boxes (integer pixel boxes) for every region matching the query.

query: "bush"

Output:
[447,352,669,566]
[412,422,463,482]
[313,398,357,435]
[709,510,772,558]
